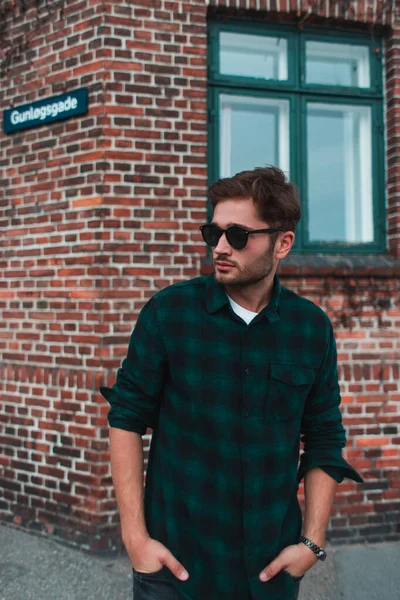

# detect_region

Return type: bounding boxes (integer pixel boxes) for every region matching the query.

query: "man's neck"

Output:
[224,274,275,314]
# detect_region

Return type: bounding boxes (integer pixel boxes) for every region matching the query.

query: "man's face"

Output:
[211,197,279,288]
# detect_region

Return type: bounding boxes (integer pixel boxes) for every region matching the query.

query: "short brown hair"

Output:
[208,165,301,232]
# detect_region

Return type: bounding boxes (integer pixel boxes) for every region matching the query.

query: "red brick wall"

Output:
[0,0,121,551]
[1,0,399,551]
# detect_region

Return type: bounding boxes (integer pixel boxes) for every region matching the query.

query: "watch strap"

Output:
[299,535,327,561]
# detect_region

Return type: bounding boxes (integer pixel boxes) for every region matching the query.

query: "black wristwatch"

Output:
[299,535,327,561]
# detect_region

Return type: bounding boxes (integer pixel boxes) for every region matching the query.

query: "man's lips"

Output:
[216,261,235,268]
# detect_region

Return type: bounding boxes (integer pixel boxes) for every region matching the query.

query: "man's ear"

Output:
[275,231,295,260]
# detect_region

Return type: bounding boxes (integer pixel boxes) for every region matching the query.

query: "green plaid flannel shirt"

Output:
[100,273,363,600]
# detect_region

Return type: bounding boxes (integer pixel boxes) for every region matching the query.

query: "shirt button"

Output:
[245,459,250,465]
[244,368,250,375]
[244,413,249,419]
[246,503,252,509]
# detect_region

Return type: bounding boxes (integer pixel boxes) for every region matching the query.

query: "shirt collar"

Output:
[205,272,282,323]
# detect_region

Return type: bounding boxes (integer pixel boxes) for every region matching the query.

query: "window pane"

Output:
[307,102,373,244]
[219,94,290,177]
[306,41,370,88]
[220,32,288,80]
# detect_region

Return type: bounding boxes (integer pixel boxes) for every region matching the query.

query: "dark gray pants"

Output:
[132,566,302,599]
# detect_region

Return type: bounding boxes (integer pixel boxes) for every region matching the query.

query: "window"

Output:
[208,22,385,253]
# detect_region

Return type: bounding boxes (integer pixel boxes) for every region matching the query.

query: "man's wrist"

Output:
[121,525,150,546]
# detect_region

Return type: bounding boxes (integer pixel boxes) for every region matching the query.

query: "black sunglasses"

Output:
[199,223,287,250]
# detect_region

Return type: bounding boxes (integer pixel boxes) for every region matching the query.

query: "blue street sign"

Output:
[3,88,88,134]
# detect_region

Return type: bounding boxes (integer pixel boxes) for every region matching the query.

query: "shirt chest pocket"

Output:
[268,363,315,422]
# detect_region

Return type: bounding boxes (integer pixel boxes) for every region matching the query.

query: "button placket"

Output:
[243,364,251,418]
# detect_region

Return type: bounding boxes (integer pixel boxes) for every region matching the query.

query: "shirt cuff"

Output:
[297,451,364,484]
[101,386,148,436]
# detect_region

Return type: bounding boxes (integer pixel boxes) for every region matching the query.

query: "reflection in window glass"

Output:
[219,94,290,177]
[307,102,373,243]
[306,41,370,88]
[220,32,288,80]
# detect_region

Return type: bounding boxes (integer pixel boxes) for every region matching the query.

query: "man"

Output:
[100,166,363,600]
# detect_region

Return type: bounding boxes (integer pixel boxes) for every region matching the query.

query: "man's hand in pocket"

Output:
[125,535,190,581]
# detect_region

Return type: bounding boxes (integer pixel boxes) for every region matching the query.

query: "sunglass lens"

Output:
[201,225,248,249]
[227,226,247,250]
[201,225,221,246]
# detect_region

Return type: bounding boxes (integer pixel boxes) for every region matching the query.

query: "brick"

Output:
[356,436,391,447]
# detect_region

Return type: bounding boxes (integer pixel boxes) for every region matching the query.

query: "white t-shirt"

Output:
[226,293,258,325]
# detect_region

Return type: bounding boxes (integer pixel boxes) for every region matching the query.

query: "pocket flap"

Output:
[270,363,315,386]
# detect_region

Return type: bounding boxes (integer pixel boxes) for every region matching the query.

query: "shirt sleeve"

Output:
[99,296,167,435]
[297,317,364,485]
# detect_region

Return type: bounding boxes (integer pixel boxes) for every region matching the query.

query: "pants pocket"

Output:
[132,568,182,600]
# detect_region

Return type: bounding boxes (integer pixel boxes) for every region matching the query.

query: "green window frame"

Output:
[207,20,386,254]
